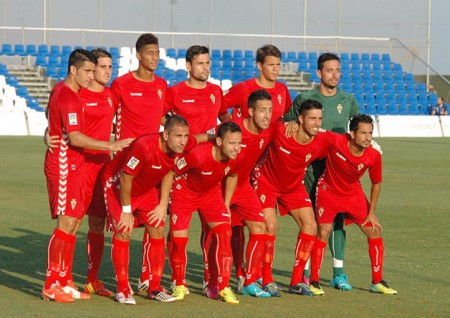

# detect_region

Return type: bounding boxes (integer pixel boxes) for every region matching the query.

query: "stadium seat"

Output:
[233,50,243,60]
[287,51,297,62]
[350,53,360,62]
[177,48,187,59]
[381,53,391,62]
[0,44,14,56]
[371,53,380,62]
[361,53,370,61]
[0,64,8,76]
[166,48,176,58]
[221,79,233,91]
[340,53,349,61]
[49,45,61,56]
[24,44,37,56]
[211,49,221,59]
[46,66,59,78]
[13,44,26,56]
[120,46,132,59]
[244,50,254,59]
[37,44,49,56]
[35,55,48,67]
[222,50,232,59]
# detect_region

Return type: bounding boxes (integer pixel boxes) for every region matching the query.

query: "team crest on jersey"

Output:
[259,139,265,149]
[171,214,178,224]
[70,199,77,210]
[157,89,163,99]
[224,166,230,175]
[108,97,113,108]
[337,104,343,114]
[277,94,282,105]
[68,113,78,125]
[126,156,140,170]
[177,157,187,170]
[210,94,216,104]
[260,194,266,203]
[305,153,312,162]
[358,163,365,171]
[318,207,324,217]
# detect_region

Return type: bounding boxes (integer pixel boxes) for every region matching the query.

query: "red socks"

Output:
[368,237,384,284]
[262,234,275,286]
[86,231,104,283]
[310,238,327,283]
[44,228,75,289]
[111,236,130,292]
[244,233,265,286]
[231,226,246,278]
[140,230,150,283]
[290,233,316,286]
[170,236,189,286]
[211,223,232,291]
[147,237,166,291]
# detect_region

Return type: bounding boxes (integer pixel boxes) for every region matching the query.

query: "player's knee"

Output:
[265,220,277,235]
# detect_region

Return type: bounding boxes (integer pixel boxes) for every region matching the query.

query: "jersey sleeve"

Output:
[163,87,176,115]
[350,95,361,116]
[121,140,150,177]
[110,79,121,112]
[283,85,293,116]
[368,150,382,184]
[61,92,83,133]
[173,148,199,175]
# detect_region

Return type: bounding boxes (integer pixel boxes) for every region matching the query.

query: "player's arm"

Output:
[218,112,232,122]
[148,170,176,228]
[43,127,60,152]
[118,172,135,233]
[67,131,133,152]
[362,182,382,233]
[193,133,216,144]
[223,173,238,212]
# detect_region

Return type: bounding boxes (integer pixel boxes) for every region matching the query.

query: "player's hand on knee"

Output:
[118,212,134,233]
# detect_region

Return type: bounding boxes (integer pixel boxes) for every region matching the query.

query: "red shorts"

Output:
[84,160,108,218]
[315,182,369,225]
[253,173,312,216]
[46,173,85,219]
[169,183,230,232]
[230,182,264,227]
[104,177,165,233]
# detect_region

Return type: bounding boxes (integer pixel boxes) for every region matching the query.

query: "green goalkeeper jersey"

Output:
[283,87,360,133]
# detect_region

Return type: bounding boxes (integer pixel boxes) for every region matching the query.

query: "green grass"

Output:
[1,136,449,317]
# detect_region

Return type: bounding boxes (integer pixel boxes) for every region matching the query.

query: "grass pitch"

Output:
[0,136,449,317]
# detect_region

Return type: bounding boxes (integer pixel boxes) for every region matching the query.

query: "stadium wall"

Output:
[0,110,448,137]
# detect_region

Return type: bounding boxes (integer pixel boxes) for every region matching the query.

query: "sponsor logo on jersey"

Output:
[130,92,142,96]
[151,165,162,169]
[182,99,195,103]
[70,199,77,210]
[305,153,312,162]
[157,89,163,99]
[224,166,230,175]
[68,113,78,125]
[201,171,213,175]
[177,157,187,170]
[279,146,291,154]
[206,127,216,134]
[86,102,98,107]
[210,94,216,104]
[241,144,247,148]
[358,163,365,171]
[318,207,324,217]
[126,156,140,170]
[336,152,347,161]
[277,94,282,105]
[337,104,343,114]
[171,214,178,224]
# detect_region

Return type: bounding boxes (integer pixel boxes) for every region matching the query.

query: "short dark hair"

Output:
[165,115,189,132]
[135,33,159,52]
[185,45,209,64]
[90,48,112,60]
[298,99,323,116]
[256,44,281,64]
[317,53,340,71]
[349,114,373,132]
[248,89,272,110]
[68,49,96,74]
[217,121,242,139]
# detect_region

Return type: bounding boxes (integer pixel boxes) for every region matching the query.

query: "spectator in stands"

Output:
[428,84,437,95]
[431,97,448,116]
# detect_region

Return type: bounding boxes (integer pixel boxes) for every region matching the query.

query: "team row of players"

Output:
[42,33,396,305]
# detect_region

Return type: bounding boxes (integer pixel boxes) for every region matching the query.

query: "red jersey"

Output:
[319,133,382,196]
[80,87,114,159]
[103,133,197,198]
[174,142,240,193]
[231,117,273,186]
[111,72,167,139]
[256,120,332,192]
[164,81,223,134]
[221,78,291,123]
[44,81,85,179]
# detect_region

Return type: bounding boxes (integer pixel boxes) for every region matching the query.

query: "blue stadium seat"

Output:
[408,103,421,115]
[361,53,370,61]
[381,53,391,62]
[233,50,243,61]
[287,51,297,62]
[166,48,176,58]
[0,44,14,56]
[35,55,48,67]
[222,50,232,59]
[340,53,349,61]
[24,44,37,56]
[308,52,318,62]
[244,50,254,59]
[37,44,49,56]
[109,47,120,59]
[211,49,221,59]
[13,44,26,56]
[371,53,380,62]
[350,53,360,62]
[221,69,233,80]
[365,102,377,115]
[47,55,60,67]
[49,45,61,56]
[177,48,187,59]
[46,65,59,78]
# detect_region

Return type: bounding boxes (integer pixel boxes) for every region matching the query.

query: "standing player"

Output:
[42,49,131,303]
[221,44,292,286]
[80,48,115,297]
[225,90,274,298]
[309,114,397,296]
[252,99,333,297]
[162,45,224,294]
[169,122,242,304]
[110,33,168,293]
[102,115,203,305]
[283,53,360,290]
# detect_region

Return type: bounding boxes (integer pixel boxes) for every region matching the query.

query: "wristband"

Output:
[122,205,132,213]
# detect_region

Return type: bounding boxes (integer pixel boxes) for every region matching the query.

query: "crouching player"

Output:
[309,114,397,295]
[102,115,201,305]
